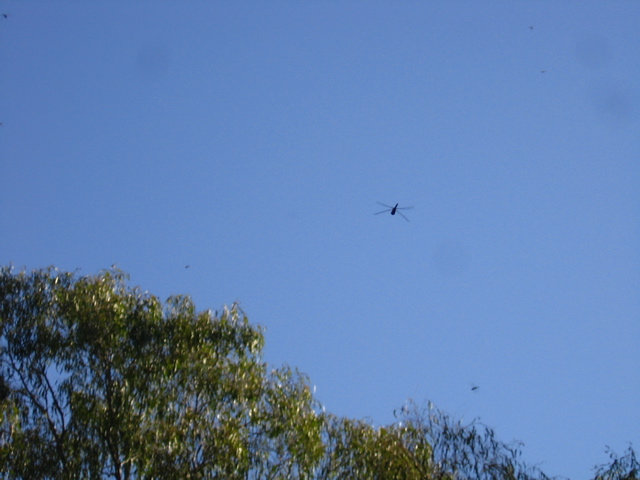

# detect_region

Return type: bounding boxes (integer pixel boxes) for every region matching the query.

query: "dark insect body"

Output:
[374,202,413,222]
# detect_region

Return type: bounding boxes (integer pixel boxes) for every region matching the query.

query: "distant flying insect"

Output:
[374,202,413,222]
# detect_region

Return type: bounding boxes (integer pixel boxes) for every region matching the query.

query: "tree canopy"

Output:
[0,266,636,479]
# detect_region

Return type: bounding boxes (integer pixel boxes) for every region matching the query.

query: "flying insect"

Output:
[374,202,413,222]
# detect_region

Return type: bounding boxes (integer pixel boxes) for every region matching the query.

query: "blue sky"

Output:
[1,2,639,478]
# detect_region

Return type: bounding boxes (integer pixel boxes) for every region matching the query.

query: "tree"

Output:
[0,266,323,479]
[1,266,636,479]
[315,401,555,480]
[391,401,553,480]
[593,446,639,480]
[316,413,435,480]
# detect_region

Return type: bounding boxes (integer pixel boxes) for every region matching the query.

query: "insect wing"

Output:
[397,211,411,222]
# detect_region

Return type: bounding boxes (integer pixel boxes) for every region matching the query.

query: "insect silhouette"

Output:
[374,202,413,222]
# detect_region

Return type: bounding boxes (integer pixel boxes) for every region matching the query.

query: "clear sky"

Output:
[1,2,639,478]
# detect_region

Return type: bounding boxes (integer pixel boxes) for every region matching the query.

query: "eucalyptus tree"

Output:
[2,266,635,480]
[316,402,553,480]
[0,266,322,479]
[592,446,639,480]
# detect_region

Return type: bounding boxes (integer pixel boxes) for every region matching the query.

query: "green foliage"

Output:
[0,266,322,479]
[593,446,638,480]
[390,401,552,480]
[317,414,434,480]
[0,266,636,479]
[315,401,555,480]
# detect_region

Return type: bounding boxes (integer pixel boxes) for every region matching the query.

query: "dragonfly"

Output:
[374,202,413,222]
